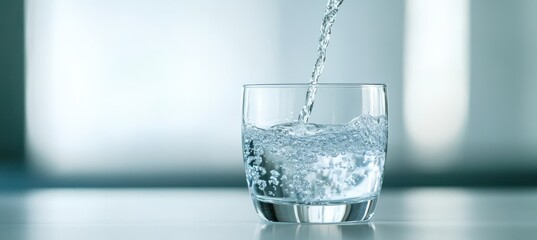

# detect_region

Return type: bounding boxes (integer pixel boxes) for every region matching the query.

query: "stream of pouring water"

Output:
[298,0,345,123]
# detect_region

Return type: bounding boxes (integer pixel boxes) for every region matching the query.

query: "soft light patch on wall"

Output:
[403,0,469,168]
[25,0,280,178]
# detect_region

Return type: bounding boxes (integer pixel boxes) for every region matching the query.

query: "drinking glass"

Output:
[242,83,388,223]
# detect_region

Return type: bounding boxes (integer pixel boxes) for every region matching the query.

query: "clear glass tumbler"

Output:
[242,83,388,223]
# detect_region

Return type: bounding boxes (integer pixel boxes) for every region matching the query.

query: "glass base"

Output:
[252,197,378,223]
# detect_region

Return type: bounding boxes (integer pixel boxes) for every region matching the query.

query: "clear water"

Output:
[243,114,387,205]
[298,0,345,123]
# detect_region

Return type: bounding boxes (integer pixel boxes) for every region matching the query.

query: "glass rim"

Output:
[243,83,387,88]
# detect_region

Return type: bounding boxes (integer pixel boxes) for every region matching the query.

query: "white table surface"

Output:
[0,188,536,240]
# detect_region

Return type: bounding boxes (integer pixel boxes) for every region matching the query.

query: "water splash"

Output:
[243,115,387,204]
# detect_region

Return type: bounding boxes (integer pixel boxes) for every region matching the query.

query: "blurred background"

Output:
[1,0,536,189]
